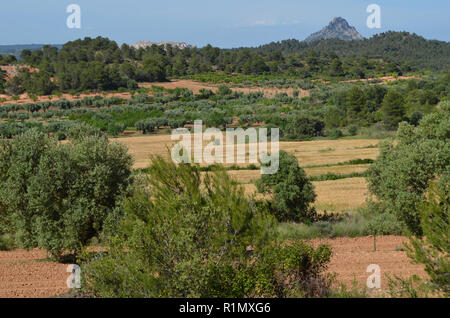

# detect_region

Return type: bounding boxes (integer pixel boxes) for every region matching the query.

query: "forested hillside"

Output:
[0,32,449,95]
[255,32,450,71]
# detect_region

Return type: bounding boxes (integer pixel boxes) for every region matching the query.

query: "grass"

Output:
[309,171,367,182]
[313,178,369,212]
[303,158,375,169]
[276,212,405,240]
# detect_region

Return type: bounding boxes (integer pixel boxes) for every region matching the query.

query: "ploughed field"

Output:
[0,236,425,298]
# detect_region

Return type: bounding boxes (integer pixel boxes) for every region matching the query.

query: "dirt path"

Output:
[0,236,426,298]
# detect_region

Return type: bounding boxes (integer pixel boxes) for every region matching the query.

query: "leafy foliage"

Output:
[405,185,449,296]
[0,127,133,257]
[367,102,450,236]
[256,150,317,222]
[81,156,333,297]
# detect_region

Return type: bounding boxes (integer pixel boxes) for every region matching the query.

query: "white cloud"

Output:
[236,17,301,28]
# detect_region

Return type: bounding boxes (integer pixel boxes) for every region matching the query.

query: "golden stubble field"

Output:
[114,134,380,212]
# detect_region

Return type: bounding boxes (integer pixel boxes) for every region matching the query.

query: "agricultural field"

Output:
[116,134,377,212]
[0,236,427,298]
[0,23,448,300]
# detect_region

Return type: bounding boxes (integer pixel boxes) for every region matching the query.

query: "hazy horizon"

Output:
[1,0,449,48]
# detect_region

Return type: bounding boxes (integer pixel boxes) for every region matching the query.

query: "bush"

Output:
[405,185,449,296]
[284,116,325,140]
[256,150,317,222]
[0,235,14,251]
[276,212,405,240]
[367,104,449,236]
[327,128,343,139]
[80,156,333,297]
[0,127,133,258]
[347,125,358,136]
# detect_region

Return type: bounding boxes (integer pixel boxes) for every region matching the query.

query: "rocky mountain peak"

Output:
[305,17,364,42]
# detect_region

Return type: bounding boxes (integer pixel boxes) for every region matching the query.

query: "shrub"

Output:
[405,185,449,296]
[366,104,449,236]
[81,156,333,297]
[0,127,133,258]
[256,150,316,222]
[284,116,325,140]
[347,125,359,136]
[327,128,343,139]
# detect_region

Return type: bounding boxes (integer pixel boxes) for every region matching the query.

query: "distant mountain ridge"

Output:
[255,31,450,71]
[0,44,62,56]
[305,17,364,42]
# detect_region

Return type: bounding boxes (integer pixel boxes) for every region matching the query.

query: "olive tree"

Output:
[367,101,449,236]
[0,127,133,258]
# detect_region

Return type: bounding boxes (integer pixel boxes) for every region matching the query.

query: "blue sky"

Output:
[1,0,449,47]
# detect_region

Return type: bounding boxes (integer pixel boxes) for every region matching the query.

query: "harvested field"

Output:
[244,177,368,212]
[0,235,426,297]
[281,139,379,167]
[118,135,377,213]
[115,135,380,170]
[304,164,369,176]
[313,177,368,212]
[226,164,369,184]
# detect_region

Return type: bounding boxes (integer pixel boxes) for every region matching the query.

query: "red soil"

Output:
[308,235,427,294]
[0,236,426,298]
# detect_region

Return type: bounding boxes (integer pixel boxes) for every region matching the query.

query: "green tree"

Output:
[80,156,332,297]
[330,58,344,77]
[345,86,367,123]
[367,103,450,236]
[0,70,5,93]
[380,90,406,129]
[284,116,325,140]
[0,127,133,258]
[406,184,449,296]
[256,150,316,222]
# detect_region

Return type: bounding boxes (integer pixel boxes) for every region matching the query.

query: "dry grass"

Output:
[226,170,261,184]
[243,177,368,213]
[312,178,368,212]
[224,164,369,184]
[114,135,175,169]
[281,139,379,166]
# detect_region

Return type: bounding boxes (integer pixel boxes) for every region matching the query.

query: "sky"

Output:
[0,0,449,48]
